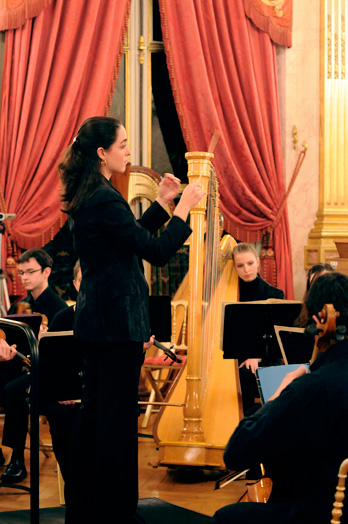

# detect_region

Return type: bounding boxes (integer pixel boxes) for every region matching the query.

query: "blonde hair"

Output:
[232,242,258,262]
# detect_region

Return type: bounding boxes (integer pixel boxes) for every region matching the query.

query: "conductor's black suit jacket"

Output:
[71,179,192,343]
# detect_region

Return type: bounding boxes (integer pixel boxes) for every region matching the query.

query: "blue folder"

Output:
[256,364,310,404]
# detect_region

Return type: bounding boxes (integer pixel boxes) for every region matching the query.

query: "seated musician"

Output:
[296,263,335,327]
[232,242,284,414]
[0,248,68,483]
[212,271,348,524]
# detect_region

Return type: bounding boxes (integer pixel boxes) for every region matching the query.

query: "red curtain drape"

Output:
[0,0,53,30]
[243,0,292,47]
[160,0,293,298]
[0,0,130,284]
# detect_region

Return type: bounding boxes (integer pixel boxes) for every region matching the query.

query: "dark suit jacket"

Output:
[8,286,68,325]
[71,179,192,343]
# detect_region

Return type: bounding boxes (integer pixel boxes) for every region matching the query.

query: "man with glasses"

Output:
[0,248,68,483]
[8,248,68,325]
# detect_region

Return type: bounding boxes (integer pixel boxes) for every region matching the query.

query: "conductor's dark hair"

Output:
[18,248,53,270]
[306,263,335,291]
[305,272,348,329]
[59,116,122,215]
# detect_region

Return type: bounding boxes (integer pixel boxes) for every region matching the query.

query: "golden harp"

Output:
[153,151,243,469]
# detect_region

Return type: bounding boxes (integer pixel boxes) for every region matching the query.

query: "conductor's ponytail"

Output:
[59,116,122,215]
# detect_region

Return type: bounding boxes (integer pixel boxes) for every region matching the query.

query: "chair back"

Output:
[331,458,348,524]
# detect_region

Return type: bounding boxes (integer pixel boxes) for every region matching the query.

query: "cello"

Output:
[237,303,342,504]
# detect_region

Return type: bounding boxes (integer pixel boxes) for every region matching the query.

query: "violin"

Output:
[15,301,48,331]
[0,328,31,368]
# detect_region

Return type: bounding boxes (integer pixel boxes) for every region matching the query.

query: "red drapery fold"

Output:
[0,0,130,254]
[160,0,293,298]
[243,0,292,47]
[0,0,53,30]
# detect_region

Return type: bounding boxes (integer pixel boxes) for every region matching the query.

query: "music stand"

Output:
[221,300,303,361]
[148,295,172,341]
[39,331,84,402]
[4,314,42,340]
[274,325,314,365]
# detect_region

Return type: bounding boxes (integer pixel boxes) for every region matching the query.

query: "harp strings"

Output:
[201,164,221,394]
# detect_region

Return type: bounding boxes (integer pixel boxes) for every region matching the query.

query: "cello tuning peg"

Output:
[335,325,347,342]
[304,324,323,337]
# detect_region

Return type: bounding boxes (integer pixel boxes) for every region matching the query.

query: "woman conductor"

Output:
[59,116,205,524]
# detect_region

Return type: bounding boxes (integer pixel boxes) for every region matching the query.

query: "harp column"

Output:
[180,151,212,442]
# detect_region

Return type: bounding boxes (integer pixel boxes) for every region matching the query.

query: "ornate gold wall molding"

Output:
[305,0,348,268]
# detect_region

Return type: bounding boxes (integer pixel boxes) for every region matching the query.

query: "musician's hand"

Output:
[268,365,308,401]
[143,334,155,352]
[38,323,49,340]
[0,339,17,362]
[239,358,262,375]
[58,400,76,406]
[156,173,181,208]
[173,182,206,221]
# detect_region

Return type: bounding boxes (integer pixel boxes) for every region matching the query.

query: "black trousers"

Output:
[64,340,146,524]
[1,371,30,455]
[238,366,260,414]
[44,402,79,482]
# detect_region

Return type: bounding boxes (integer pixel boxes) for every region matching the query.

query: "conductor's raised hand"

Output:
[156,173,181,208]
[173,182,206,222]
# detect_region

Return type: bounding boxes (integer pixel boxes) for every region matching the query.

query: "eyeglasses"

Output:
[17,269,42,278]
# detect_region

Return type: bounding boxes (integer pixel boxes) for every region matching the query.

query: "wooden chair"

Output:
[141,299,188,428]
[331,458,348,523]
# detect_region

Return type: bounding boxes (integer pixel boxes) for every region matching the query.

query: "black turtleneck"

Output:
[239,275,284,302]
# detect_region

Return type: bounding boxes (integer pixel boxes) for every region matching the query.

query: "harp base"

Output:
[157,441,226,469]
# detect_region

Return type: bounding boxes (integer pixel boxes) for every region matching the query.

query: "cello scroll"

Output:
[308,304,346,364]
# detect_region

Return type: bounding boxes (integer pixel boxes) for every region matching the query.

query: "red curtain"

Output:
[243,0,293,47]
[160,0,294,298]
[0,0,53,30]
[0,0,130,280]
